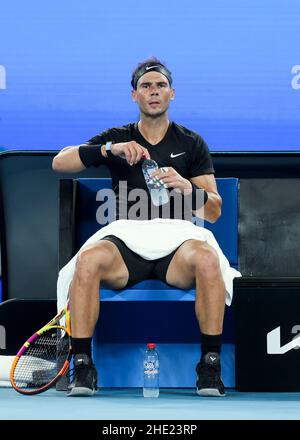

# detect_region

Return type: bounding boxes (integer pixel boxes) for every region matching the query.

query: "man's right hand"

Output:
[110,141,150,165]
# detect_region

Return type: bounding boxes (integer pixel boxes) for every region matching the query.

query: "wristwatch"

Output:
[104,141,113,157]
[105,141,112,151]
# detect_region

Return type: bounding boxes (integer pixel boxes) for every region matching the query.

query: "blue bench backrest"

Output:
[75,177,238,267]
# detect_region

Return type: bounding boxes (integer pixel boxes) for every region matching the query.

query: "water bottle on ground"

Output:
[142,159,169,206]
[143,343,159,398]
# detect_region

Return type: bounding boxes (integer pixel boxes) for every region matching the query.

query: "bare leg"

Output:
[166,239,226,396]
[67,240,129,396]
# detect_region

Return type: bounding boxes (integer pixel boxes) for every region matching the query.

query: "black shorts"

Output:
[101,235,178,288]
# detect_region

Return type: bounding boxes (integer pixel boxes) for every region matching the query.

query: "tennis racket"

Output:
[10,302,72,395]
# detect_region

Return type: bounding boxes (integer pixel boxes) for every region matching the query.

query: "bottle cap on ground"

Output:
[147,343,156,349]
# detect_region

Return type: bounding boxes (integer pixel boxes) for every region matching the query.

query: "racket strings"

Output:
[14,327,70,391]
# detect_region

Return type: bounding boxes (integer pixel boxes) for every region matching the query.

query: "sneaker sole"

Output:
[67,387,97,397]
[197,388,225,397]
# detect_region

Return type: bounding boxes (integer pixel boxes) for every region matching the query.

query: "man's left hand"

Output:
[151,167,192,194]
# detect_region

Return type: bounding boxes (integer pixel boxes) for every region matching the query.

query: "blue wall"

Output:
[0,0,299,151]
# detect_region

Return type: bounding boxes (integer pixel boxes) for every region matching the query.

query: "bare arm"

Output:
[52,142,151,173]
[150,168,222,224]
[52,145,88,173]
[190,174,222,223]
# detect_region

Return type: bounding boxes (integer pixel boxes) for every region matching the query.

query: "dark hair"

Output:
[131,57,172,89]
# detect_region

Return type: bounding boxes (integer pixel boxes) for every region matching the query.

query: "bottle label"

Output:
[144,360,159,374]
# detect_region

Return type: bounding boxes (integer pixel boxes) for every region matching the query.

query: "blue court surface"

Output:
[1,387,300,420]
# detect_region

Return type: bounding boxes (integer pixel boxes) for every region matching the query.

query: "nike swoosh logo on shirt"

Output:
[170,152,186,158]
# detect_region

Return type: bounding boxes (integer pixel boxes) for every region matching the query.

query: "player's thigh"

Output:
[166,239,207,289]
[87,239,129,289]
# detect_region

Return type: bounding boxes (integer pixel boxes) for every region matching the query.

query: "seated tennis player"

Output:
[53,57,241,397]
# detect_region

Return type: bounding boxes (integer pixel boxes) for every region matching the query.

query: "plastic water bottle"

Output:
[143,343,159,398]
[142,159,169,206]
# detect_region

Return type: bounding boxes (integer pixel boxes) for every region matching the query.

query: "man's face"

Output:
[132,71,175,118]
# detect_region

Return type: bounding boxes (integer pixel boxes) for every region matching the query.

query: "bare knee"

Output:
[75,241,116,281]
[188,242,220,276]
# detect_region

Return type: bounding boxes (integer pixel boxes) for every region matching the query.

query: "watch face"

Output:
[105,141,112,151]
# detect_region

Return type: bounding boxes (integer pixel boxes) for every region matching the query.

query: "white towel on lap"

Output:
[57,218,241,311]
